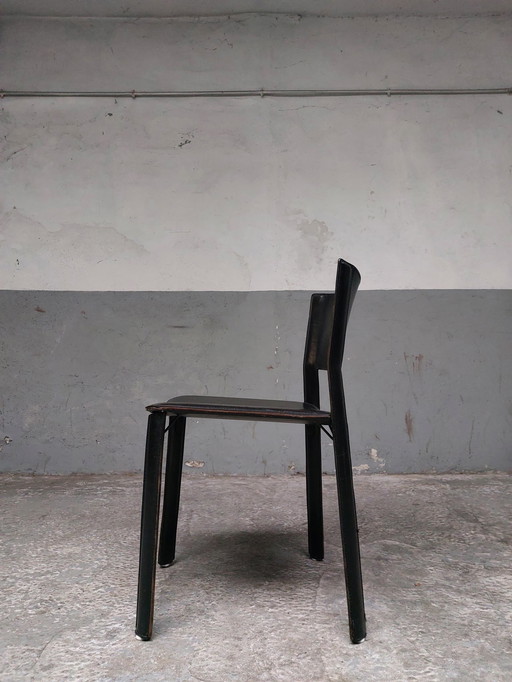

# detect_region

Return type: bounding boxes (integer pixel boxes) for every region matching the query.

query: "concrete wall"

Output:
[1,14,511,472]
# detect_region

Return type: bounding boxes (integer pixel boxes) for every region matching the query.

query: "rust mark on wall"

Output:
[405,410,414,442]
[468,418,475,456]
[404,352,425,376]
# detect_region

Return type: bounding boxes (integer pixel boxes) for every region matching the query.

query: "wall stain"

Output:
[298,218,331,251]
[292,213,333,270]
[177,132,195,149]
[405,410,414,441]
[34,306,46,313]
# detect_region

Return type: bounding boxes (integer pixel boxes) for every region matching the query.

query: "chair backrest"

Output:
[303,258,361,408]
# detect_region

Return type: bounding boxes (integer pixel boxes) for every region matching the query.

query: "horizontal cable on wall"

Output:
[1,87,511,98]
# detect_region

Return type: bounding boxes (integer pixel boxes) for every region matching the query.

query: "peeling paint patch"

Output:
[369,448,385,467]
[1,212,151,288]
[353,464,370,474]
[185,460,205,468]
[5,145,30,162]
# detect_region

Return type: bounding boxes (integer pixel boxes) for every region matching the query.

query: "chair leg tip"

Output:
[159,561,174,568]
[352,636,366,644]
[135,633,151,641]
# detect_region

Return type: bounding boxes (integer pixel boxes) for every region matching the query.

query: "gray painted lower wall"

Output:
[1,290,511,474]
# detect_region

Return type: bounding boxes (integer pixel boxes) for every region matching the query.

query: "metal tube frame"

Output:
[2,87,511,99]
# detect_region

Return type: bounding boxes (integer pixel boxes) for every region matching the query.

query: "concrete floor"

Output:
[1,473,511,681]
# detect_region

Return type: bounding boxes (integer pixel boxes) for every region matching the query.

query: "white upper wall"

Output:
[1,15,511,290]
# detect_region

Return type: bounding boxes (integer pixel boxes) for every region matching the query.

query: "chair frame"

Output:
[135,259,366,644]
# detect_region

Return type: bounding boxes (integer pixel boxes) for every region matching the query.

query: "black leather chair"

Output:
[136,258,366,644]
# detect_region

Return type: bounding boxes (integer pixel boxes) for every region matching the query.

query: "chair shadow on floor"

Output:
[153,527,334,637]
[164,528,316,586]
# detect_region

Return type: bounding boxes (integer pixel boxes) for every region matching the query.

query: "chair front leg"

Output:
[305,423,324,561]
[331,417,366,644]
[158,416,186,567]
[135,411,167,641]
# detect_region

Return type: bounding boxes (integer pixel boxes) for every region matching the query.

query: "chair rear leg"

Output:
[135,412,167,641]
[331,420,367,644]
[158,416,186,567]
[305,424,324,561]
